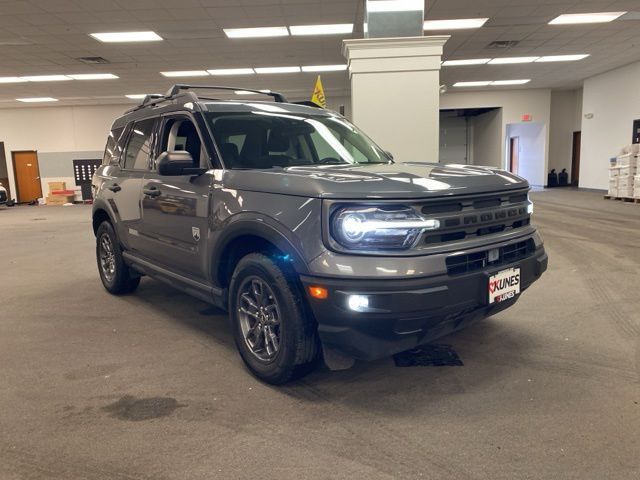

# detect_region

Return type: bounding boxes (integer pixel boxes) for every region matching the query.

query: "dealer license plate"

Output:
[488,267,521,304]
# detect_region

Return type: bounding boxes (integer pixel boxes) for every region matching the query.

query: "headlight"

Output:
[331,205,439,250]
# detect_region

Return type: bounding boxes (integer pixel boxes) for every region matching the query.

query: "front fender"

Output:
[209,213,311,280]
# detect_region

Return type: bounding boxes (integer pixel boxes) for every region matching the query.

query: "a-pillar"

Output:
[342,36,449,163]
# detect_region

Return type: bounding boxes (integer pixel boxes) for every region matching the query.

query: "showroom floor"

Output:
[1,189,638,480]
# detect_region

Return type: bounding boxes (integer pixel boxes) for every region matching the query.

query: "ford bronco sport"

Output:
[92,85,547,384]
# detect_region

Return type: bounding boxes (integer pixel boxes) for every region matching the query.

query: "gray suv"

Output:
[92,85,547,384]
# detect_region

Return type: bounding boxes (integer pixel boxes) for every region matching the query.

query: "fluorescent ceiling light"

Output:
[442,58,491,66]
[90,31,162,42]
[453,81,492,87]
[535,54,590,62]
[367,0,423,13]
[0,76,27,83]
[125,94,150,99]
[235,90,260,95]
[301,64,348,72]
[489,57,539,64]
[549,12,626,25]
[17,97,58,102]
[160,70,209,77]
[424,18,489,30]
[254,66,301,74]
[68,73,118,80]
[20,75,72,82]
[224,26,289,38]
[207,68,255,75]
[491,79,531,85]
[290,24,353,36]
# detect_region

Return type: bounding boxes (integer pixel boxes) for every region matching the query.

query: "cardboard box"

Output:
[618,176,634,189]
[46,194,74,205]
[47,181,66,191]
[618,187,634,198]
[616,153,638,168]
[618,165,637,177]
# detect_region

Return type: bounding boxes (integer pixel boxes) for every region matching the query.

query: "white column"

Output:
[343,36,448,163]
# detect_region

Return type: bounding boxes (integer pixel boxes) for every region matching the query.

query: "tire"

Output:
[96,221,140,295]
[229,253,319,384]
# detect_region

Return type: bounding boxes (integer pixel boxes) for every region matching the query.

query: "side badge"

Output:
[192,227,201,242]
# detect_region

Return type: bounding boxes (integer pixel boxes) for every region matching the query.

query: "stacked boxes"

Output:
[46,181,75,206]
[608,164,619,197]
[610,150,638,198]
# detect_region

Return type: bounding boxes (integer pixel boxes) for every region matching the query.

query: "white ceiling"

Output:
[0,0,639,108]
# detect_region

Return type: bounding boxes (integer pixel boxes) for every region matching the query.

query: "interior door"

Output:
[12,151,42,203]
[139,115,212,281]
[571,131,581,186]
[509,137,519,175]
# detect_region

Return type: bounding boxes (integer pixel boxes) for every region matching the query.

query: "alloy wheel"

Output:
[237,277,282,362]
[99,233,116,283]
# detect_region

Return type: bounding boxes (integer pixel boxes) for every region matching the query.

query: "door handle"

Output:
[107,183,121,192]
[143,186,161,198]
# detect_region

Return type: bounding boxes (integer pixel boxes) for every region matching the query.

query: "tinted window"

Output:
[102,127,124,165]
[206,111,390,169]
[158,117,206,169]
[124,118,155,170]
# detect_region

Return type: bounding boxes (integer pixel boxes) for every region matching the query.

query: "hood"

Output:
[220,162,529,199]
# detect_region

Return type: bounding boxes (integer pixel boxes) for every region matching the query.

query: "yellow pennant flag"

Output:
[311,75,327,108]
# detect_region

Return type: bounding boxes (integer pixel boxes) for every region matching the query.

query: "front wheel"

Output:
[96,221,140,295]
[229,253,319,384]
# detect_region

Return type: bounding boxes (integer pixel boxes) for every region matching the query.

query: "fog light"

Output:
[348,295,369,312]
[527,203,534,214]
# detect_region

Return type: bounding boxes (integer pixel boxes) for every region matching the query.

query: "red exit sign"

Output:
[521,114,533,122]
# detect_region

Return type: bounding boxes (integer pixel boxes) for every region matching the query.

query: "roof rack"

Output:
[168,84,288,103]
[126,84,289,113]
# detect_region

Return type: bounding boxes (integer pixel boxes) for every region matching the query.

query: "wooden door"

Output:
[12,151,42,203]
[509,137,519,175]
[571,131,581,186]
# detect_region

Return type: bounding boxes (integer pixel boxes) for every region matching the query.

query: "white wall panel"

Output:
[581,61,640,190]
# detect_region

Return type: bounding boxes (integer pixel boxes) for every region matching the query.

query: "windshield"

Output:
[205,109,392,169]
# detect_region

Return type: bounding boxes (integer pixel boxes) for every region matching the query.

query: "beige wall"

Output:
[471,109,503,169]
[0,104,130,200]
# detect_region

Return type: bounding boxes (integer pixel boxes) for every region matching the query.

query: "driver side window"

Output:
[158,117,207,169]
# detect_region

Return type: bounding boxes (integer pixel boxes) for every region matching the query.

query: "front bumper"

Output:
[301,246,547,361]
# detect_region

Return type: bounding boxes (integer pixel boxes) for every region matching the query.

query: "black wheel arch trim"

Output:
[92,198,118,235]
[210,214,310,286]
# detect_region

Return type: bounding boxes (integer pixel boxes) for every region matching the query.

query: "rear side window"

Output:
[102,127,124,165]
[123,118,156,170]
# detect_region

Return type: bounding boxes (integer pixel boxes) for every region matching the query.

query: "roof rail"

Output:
[125,84,289,113]
[166,84,288,103]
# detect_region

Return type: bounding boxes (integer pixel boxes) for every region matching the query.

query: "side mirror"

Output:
[157,151,205,176]
[385,150,394,161]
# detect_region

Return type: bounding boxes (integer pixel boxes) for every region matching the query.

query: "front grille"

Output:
[420,191,531,246]
[446,239,535,276]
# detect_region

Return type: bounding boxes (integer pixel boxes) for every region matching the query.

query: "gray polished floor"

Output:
[1,189,638,480]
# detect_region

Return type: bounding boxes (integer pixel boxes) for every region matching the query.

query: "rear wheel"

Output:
[229,253,318,384]
[96,221,140,295]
